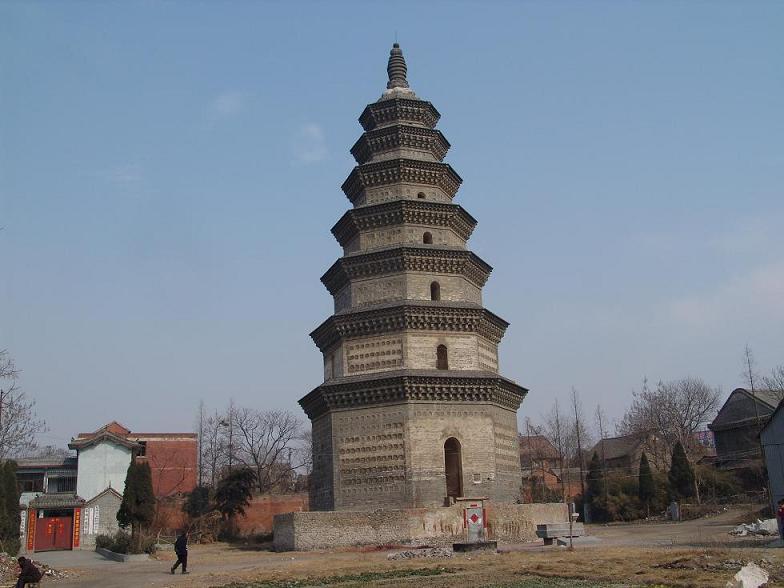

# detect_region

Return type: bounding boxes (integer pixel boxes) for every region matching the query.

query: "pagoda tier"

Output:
[331,200,477,250]
[351,125,450,165]
[342,158,462,205]
[300,43,527,512]
[358,98,441,131]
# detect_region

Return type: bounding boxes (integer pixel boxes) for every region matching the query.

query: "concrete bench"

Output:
[536,523,585,546]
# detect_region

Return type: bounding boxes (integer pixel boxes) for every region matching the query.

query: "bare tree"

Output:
[201,409,227,488]
[741,344,760,392]
[231,408,304,493]
[570,387,587,499]
[0,350,46,459]
[617,376,720,468]
[762,365,784,398]
[595,404,609,502]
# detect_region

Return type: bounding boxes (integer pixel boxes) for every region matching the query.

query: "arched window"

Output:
[436,345,448,370]
[430,281,441,301]
[417,192,426,199]
[423,232,433,244]
[444,437,463,499]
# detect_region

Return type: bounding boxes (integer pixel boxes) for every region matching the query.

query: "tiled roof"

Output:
[16,456,77,469]
[29,493,85,509]
[591,434,645,461]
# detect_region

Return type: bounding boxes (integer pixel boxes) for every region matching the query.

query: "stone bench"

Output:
[536,523,585,546]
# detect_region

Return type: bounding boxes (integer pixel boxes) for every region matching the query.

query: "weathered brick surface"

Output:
[273,502,567,551]
[313,401,522,511]
[235,494,309,536]
[333,273,481,313]
[344,224,465,255]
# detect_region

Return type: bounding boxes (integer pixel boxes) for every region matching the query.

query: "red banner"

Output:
[26,509,36,551]
[72,508,81,548]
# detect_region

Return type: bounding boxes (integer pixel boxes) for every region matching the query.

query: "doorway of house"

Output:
[444,437,463,500]
[34,509,74,551]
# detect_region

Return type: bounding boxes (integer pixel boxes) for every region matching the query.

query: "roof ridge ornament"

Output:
[387,43,409,89]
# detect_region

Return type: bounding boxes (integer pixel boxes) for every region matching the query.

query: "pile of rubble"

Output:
[0,552,72,582]
[729,518,779,537]
[387,547,453,560]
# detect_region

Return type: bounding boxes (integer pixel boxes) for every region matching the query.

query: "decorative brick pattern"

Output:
[302,45,528,511]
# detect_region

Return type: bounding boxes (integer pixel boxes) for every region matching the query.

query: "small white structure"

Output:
[69,429,139,502]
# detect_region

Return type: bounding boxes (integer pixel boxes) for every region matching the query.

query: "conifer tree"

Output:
[667,441,695,500]
[585,452,605,520]
[638,452,655,517]
[117,461,156,551]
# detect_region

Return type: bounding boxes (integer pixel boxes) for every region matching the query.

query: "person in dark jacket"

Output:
[16,557,43,588]
[171,530,189,574]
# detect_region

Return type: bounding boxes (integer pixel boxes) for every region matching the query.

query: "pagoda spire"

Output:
[386,43,409,89]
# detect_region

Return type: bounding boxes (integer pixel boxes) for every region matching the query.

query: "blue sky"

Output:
[1,1,782,447]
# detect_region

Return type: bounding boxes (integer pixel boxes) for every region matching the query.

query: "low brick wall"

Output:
[273,502,567,551]
[236,494,309,536]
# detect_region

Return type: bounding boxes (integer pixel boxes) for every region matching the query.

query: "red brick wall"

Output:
[236,494,309,536]
[136,438,198,497]
[155,497,189,532]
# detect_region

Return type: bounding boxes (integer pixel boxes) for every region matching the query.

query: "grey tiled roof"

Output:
[591,434,644,461]
[29,493,85,509]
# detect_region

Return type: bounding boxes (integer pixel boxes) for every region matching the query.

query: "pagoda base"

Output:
[301,371,527,512]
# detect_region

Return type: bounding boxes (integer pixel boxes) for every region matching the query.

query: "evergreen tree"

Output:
[117,461,156,550]
[214,467,256,520]
[638,452,655,517]
[183,485,212,519]
[0,462,15,554]
[668,441,695,500]
[214,467,256,537]
[585,452,605,521]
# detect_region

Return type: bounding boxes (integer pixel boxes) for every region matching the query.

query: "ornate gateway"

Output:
[301,44,528,510]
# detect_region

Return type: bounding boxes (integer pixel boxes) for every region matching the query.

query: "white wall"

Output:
[76,442,132,501]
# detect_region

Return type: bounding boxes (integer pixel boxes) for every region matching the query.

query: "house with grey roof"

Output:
[708,387,784,469]
[591,433,668,474]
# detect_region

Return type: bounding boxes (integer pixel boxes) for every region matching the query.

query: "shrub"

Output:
[95,534,114,550]
[95,530,133,554]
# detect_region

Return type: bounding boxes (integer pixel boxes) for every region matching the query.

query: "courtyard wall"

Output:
[273,501,567,551]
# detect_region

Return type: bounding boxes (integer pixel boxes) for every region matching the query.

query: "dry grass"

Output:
[185,544,784,588]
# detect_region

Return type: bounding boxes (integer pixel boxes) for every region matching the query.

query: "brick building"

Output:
[300,44,528,511]
[69,421,198,497]
[18,421,196,552]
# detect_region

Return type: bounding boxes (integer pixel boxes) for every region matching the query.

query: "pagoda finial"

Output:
[386,43,409,90]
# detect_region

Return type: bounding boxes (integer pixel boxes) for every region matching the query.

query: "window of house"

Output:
[417,192,426,199]
[17,474,44,493]
[423,232,433,244]
[430,281,441,301]
[50,476,77,493]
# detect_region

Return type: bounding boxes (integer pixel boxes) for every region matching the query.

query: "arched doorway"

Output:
[444,437,463,499]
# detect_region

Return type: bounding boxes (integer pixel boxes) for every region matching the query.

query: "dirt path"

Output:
[37,508,782,588]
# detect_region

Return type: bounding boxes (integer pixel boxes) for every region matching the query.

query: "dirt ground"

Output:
[34,508,783,588]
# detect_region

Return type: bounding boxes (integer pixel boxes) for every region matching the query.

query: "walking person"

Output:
[16,557,43,588]
[171,530,189,575]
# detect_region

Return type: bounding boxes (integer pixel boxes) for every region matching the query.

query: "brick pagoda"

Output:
[300,44,528,510]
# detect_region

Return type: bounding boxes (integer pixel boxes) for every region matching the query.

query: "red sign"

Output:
[73,508,81,548]
[26,510,36,551]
